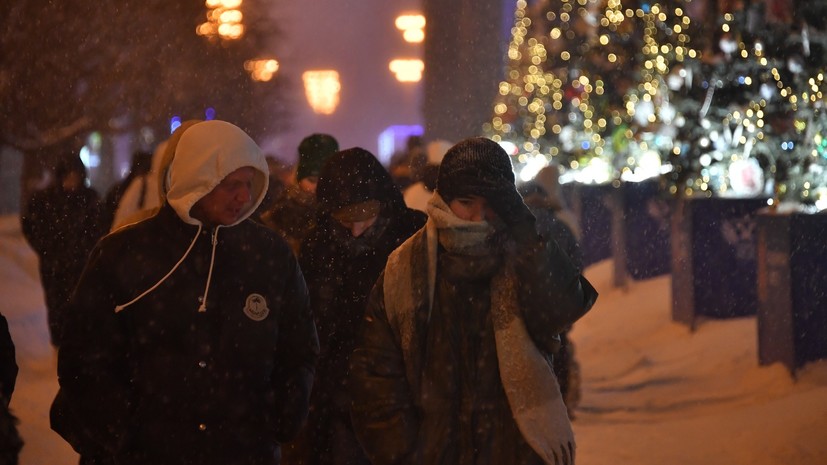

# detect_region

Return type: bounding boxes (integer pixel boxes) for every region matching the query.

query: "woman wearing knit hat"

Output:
[286,147,426,465]
[349,137,598,465]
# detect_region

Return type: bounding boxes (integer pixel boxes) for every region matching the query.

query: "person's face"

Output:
[298,176,318,194]
[336,215,379,238]
[191,167,256,226]
[448,195,497,222]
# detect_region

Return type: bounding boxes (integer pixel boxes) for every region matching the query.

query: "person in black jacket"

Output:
[285,148,426,465]
[260,133,339,255]
[519,178,584,418]
[50,120,319,465]
[0,313,17,405]
[0,312,21,465]
[349,138,598,465]
[21,152,102,347]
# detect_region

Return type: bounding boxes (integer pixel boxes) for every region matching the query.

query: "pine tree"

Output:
[484,0,689,184]
[677,0,827,206]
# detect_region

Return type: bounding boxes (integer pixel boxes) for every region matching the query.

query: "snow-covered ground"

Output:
[1,213,825,464]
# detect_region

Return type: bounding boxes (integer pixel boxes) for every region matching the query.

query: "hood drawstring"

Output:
[114,224,206,313]
[198,226,221,312]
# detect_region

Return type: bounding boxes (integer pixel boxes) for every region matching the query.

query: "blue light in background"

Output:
[377,124,423,165]
[205,108,216,120]
[170,116,182,134]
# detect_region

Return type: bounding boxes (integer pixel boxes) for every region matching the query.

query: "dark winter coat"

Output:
[0,314,17,404]
[521,181,585,407]
[51,120,319,465]
[51,205,318,465]
[261,185,317,255]
[349,222,597,465]
[519,180,582,271]
[291,148,426,465]
[21,174,102,346]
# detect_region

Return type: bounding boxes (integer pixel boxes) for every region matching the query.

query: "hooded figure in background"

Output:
[111,119,203,231]
[529,165,580,241]
[101,149,152,231]
[51,120,319,465]
[21,151,102,347]
[403,139,453,213]
[261,133,339,254]
[349,137,598,465]
[288,148,426,465]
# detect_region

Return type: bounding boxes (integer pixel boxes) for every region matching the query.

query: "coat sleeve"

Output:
[511,222,598,353]
[349,274,420,465]
[270,250,319,443]
[50,241,132,456]
[0,314,17,404]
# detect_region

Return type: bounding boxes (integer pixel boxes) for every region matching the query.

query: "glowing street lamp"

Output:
[197,0,245,41]
[395,14,425,43]
[303,70,341,115]
[244,59,279,82]
[389,59,424,83]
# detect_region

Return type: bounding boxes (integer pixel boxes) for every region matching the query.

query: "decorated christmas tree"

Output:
[484,0,827,210]
[484,0,696,185]
[665,0,827,206]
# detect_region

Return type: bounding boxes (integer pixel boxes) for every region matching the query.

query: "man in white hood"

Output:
[51,120,320,465]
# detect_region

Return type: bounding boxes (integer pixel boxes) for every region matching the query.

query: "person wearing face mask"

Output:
[50,120,319,465]
[348,137,598,465]
[287,147,426,465]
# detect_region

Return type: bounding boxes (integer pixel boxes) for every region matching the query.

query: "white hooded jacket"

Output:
[166,120,269,226]
[114,120,270,314]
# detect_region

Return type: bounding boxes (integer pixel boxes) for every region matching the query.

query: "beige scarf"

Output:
[384,193,574,464]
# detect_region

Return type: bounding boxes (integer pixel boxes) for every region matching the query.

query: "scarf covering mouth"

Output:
[425,193,494,256]
[382,192,575,464]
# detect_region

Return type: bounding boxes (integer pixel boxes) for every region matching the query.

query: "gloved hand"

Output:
[478,184,538,245]
[482,183,535,227]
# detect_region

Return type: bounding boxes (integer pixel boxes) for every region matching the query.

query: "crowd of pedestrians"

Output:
[15,122,597,465]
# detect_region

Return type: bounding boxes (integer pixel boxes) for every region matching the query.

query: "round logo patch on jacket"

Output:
[243,293,270,321]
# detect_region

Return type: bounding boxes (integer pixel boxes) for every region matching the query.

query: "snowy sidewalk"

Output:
[1,215,77,464]
[574,261,827,465]
[1,214,826,464]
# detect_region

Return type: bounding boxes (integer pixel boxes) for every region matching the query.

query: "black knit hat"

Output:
[437,137,515,201]
[296,133,339,181]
